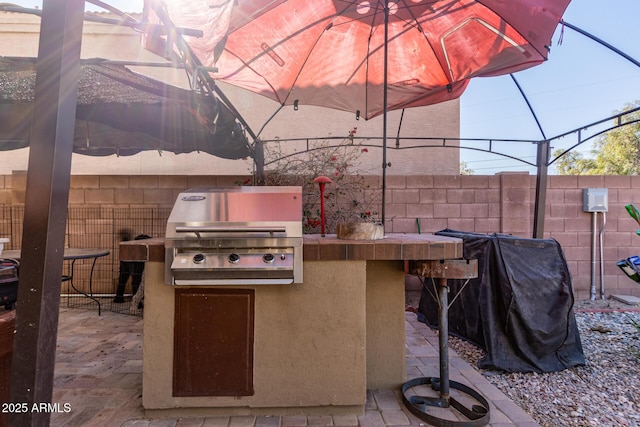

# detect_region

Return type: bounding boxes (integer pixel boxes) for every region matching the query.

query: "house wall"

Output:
[2,172,640,301]
[0,10,462,176]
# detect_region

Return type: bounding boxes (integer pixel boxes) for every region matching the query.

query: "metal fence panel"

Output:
[0,206,170,316]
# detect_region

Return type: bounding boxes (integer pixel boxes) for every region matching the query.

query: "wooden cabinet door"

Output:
[173,288,254,397]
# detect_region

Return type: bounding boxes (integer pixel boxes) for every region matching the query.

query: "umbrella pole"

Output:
[381,0,389,233]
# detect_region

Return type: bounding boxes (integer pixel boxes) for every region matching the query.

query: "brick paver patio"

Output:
[46,308,541,427]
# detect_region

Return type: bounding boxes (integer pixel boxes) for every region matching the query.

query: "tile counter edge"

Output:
[119,234,463,262]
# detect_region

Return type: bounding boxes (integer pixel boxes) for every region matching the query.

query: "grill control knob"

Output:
[263,253,275,264]
[193,253,205,264]
[280,254,286,261]
[228,253,240,264]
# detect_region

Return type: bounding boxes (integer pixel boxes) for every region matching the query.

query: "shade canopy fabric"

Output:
[166,0,572,120]
[0,56,251,159]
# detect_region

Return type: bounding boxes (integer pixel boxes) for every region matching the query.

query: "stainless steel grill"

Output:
[165,186,303,285]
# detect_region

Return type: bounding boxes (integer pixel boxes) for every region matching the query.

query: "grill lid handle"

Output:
[175,226,287,237]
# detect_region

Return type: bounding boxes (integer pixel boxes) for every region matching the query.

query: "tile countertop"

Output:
[119,234,463,263]
[302,233,462,261]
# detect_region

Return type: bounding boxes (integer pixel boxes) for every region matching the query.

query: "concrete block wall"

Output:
[383,173,640,301]
[541,175,640,300]
[3,171,640,300]
[2,174,252,209]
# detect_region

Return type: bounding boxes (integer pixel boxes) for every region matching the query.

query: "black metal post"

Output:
[9,1,84,425]
[437,277,450,402]
[253,139,265,185]
[533,140,550,238]
[381,0,389,233]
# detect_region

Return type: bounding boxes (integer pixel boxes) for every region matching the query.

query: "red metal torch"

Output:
[313,176,332,236]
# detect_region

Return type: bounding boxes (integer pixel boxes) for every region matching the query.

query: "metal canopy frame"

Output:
[254,103,639,237]
[8,1,84,425]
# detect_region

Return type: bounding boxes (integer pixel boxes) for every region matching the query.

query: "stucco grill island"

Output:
[120,188,467,418]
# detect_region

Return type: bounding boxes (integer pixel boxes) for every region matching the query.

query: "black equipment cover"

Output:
[418,230,585,373]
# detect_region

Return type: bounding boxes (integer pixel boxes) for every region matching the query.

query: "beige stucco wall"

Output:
[143,260,375,416]
[0,11,461,176]
[365,261,406,389]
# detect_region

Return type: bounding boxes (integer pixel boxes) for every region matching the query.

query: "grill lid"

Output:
[166,186,302,239]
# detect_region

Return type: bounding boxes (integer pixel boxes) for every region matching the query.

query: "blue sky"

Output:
[8,0,640,174]
[459,0,640,173]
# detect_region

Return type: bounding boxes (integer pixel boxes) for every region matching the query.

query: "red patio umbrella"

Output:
[158,0,571,228]
[208,0,570,119]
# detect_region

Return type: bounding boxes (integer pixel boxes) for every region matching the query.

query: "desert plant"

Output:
[261,128,381,234]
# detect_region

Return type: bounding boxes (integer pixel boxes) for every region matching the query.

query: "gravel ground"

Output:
[446,299,640,427]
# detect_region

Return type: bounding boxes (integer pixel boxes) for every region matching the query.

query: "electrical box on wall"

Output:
[583,188,608,212]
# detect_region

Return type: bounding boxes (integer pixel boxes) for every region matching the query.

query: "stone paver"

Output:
[229,415,257,427]
[255,415,282,427]
[372,390,401,410]
[204,417,231,427]
[380,410,410,426]
[331,414,358,426]
[306,416,333,425]
[176,418,206,426]
[357,411,386,427]
[281,415,307,427]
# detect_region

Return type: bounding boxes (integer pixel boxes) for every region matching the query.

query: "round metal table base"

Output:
[402,376,490,427]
